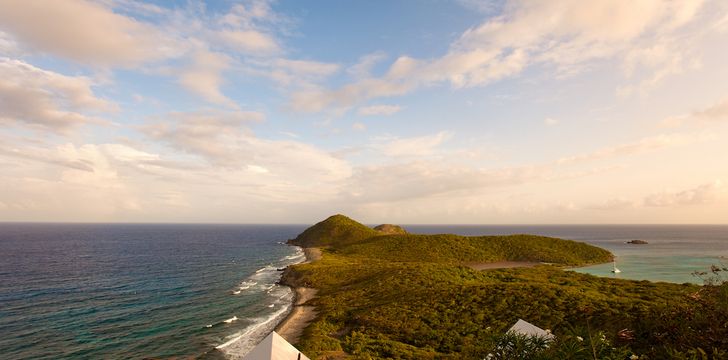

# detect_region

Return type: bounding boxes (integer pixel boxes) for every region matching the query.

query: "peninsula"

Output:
[279,215,727,359]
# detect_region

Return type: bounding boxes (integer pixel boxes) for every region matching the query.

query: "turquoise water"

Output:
[408,225,728,284]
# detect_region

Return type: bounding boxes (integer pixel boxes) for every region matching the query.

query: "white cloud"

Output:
[695,97,728,119]
[261,58,340,86]
[644,180,723,207]
[557,132,711,164]
[0,58,116,132]
[143,110,264,166]
[288,0,714,113]
[0,0,172,67]
[352,122,366,131]
[588,197,637,211]
[544,117,559,126]
[216,29,279,55]
[0,31,22,56]
[376,131,453,157]
[142,110,351,185]
[664,97,728,126]
[177,49,235,107]
[358,104,402,116]
[348,51,387,79]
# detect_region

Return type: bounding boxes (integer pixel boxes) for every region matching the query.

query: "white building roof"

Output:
[508,319,555,340]
[242,331,310,360]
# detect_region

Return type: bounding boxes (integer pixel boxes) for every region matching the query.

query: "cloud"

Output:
[0,31,22,56]
[288,0,712,113]
[344,162,504,202]
[544,117,559,126]
[617,36,702,97]
[348,51,387,79]
[0,142,172,220]
[216,29,279,54]
[694,97,728,119]
[177,49,236,107]
[376,131,453,157]
[142,110,351,185]
[288,77,415,113]
[0,0,171,67]
[358,104,402,116]
[261,58,340,86]
[341,159,617,204]
[219,1,281,29]
[0,0,313,109]
[557,132,711,164]
[588,197,637,211]
[0,58,116,132]
[352,122,366,131]
[143,110,264,166]
[456,0,502,14]
[644,180,723,207]
[664,97,728,126]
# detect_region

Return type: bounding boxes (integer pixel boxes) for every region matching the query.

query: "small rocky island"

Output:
[626,239,649,244]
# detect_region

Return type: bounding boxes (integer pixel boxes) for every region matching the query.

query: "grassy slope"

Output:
[336,233,613,266]
[289,214,379,248]
[282,216,716,359]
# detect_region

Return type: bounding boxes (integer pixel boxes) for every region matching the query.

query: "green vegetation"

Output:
[289,214,379,248]
[282,215,728,359]
[337,233,612,266]
[373,224,408,235]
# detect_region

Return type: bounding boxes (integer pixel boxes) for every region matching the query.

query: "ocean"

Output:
[0,224,307,359]
[1,223,726,359]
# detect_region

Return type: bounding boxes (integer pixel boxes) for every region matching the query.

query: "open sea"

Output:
[1,223,727,359]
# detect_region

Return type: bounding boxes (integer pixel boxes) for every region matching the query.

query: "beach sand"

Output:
[275,247,321,344]
[466,261,539,270]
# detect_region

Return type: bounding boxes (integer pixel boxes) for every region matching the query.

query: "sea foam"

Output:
[215,246,306,359]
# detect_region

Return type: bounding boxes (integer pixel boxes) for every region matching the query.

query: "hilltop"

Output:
[288,214,379,247]
[281,215,726,359]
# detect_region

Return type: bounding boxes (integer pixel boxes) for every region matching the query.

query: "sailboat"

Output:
[611,259,621,273]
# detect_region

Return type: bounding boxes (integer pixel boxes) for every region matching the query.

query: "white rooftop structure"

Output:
[242,331,310,360]
[508,319,555,340]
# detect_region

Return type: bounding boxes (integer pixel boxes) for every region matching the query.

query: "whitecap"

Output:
[215,297,292,356]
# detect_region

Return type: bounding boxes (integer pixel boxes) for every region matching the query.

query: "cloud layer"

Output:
[0,0,727,223]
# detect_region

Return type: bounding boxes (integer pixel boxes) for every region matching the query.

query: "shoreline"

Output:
[274,247,321,344]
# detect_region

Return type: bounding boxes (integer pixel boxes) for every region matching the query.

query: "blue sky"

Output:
[1,0,728,223]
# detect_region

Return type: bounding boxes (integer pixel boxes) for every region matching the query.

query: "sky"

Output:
[1,0,728,224]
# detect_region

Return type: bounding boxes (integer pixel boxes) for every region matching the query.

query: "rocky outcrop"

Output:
[626,240,649,245]
[373,224,408,235]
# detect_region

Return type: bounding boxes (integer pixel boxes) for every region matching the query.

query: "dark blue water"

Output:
[0,224,306,359]
[2,224,726,359]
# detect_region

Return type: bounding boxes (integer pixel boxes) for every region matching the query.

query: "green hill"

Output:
[288,214,378,247]
[291,215,612,266]
[336,233,612,266]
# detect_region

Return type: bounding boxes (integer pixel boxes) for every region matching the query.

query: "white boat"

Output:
[611,259,621,273]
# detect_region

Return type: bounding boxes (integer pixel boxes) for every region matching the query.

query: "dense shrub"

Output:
[284,216,727,359]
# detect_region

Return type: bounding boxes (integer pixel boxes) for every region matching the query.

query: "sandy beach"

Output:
[275,247,321,344]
